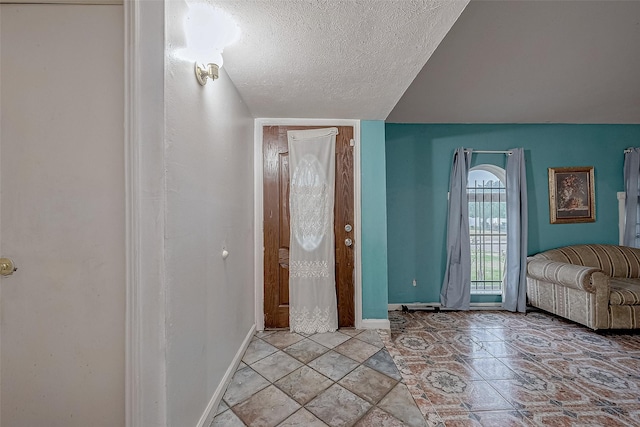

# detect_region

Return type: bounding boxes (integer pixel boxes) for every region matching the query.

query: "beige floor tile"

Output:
[255,330,277,339]
[262,331,305,349]
[354,407,406,426]
[233,385,300,427]
[354,329,384,348]
[339,328,364,337]
[277,408,328,427]
[306,384,372,427]
[307,350,359,381]
[211,409,246,427]
[223,367,270,407]
[242,338,279,364]
[363,348,402,381]
[378,382,428,427]
[308,331,351,349]
[215,399,229,416]
[333,337,381,363]
[275,365,333,405]
[251,351,303,383]
[338,365,397,404]
[283,338,329,363]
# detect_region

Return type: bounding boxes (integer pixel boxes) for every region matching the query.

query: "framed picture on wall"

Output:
[548,166,595,224]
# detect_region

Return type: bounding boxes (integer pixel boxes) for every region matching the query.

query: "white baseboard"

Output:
[197,324,256,427]
[360,318,391,330]
[388,302,503,311]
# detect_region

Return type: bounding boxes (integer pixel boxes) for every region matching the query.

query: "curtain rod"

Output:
[625,148,634,153]
[465,149,512,155]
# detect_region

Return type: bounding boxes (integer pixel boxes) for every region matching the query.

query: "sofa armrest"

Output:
[527,259,603,293]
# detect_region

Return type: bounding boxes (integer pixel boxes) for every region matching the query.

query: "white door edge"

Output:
[125,1,168,426]
[0,6,4,424]
[124,1,140,425]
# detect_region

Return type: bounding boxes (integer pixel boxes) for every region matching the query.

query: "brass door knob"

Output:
[0,258,17,276]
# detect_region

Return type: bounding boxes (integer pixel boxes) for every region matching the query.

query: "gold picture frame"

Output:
[548,166,595,224]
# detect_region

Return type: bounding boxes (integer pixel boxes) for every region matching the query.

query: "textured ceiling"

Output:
[210,0,469,120]
[387,0,640,123]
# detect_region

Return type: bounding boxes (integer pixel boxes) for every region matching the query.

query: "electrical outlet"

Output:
[412,279,417,287]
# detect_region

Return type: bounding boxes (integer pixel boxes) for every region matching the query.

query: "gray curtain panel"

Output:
[502,148,528,312]
[624,148,640,248]
[440,147,472,310]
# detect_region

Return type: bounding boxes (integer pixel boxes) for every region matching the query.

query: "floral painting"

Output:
[548,167,595,224]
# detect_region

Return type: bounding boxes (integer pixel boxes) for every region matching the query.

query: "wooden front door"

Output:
[263,125,355,329]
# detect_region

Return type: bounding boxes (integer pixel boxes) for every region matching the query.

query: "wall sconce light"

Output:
[195,63,219,86]
[184,3,240,86]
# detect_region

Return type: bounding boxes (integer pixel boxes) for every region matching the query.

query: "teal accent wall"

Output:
[385,124,640,304]
[361,121,389,319]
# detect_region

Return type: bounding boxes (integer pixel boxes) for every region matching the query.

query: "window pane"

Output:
[468,168,506,295]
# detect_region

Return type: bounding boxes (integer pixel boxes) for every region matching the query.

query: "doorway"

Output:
[262,125,355,329]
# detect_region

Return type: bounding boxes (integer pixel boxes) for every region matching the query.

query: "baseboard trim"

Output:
[196,324,256,427]
[388,302,503,311]
[360,318,391,330]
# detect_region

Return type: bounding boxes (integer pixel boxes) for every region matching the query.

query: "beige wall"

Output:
[0,4,125,426]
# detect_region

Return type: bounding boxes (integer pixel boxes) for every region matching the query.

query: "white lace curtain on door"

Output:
[287,128,339,334]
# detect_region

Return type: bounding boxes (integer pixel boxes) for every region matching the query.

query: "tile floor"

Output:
[212,310,640,426]
[386,309,640,426]
[212,328,426,427]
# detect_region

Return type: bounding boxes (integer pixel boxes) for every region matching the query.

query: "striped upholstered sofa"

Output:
[526,244,640,330]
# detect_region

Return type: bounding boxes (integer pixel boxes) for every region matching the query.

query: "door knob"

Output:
[0,258,17,276]
[345,238,353,247]
[344,224,352,232]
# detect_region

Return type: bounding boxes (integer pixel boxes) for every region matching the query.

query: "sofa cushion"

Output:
[527,259,600,293]
[609,277,640,305]
[534,244,640,278]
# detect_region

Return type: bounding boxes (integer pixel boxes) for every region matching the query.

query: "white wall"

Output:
[0,4,124,425]
[164,2,255,425]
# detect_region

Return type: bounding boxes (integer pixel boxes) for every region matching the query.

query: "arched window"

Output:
[468,165,506,295]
